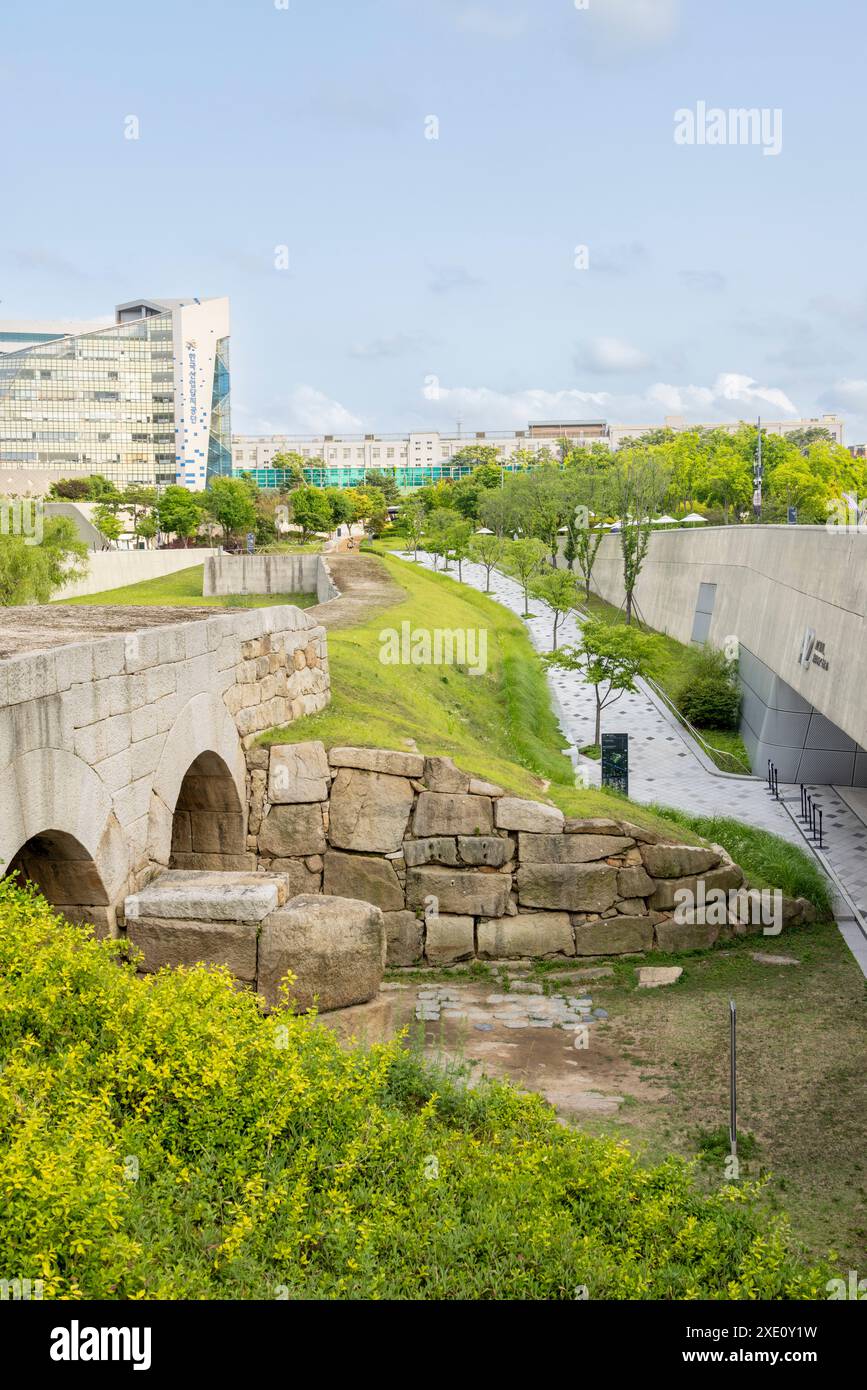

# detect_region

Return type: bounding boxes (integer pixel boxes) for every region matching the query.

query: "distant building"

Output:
[0,296,231,492]
[233,414,845,490]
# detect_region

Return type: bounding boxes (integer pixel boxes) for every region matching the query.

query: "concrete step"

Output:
[125,870,289,923]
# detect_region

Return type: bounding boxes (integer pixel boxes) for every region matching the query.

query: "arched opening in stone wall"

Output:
[5,829,113,936]
[170,751,246,870]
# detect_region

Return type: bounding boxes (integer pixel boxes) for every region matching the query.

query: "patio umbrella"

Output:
[682,512,707,523]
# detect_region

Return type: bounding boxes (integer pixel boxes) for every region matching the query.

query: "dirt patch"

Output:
[309,553,404,630]
[0,604,215,658]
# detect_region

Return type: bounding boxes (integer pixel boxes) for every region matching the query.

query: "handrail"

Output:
[643,674,753,774]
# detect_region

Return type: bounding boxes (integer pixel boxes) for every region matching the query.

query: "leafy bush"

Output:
[678,649,741,729]
[0,880,832,1300]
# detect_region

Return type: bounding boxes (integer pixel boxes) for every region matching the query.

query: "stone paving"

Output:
[405,552,867,974]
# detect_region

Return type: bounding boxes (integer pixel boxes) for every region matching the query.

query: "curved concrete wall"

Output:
[589,526,867,782]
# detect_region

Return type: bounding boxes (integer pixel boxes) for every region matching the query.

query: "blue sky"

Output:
[2,0,866,440]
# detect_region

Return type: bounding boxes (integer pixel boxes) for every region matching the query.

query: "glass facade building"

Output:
[0,297,230,491]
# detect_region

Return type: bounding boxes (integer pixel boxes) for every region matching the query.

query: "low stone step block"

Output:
[125,870,287,923]
[257,894,385,1012]
[127,917,258,981]
[477,912,574,959]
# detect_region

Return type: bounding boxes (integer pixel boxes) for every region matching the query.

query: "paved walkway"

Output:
[404,552,867,973]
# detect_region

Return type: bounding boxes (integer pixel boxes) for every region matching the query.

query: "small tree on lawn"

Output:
[545,618,661,750]
[468,532,505,591]
[402,501,426,561]
[156,485,202,547]
[608,452,670,623]
[507,537,548,616]
[93,504,123,548]
[448,520,473,581]
[530,568,581,650]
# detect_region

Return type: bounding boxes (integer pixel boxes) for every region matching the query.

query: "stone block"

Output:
[402,837,459,867]
[518,832,634,863]
[127,917,258,981]
[328,746,424,778]
[423,756,470,793]
[267,858,322,896]
[125,870,286,924]
[517,862,617,912]
[328,768,414,853]
[257,894,385,1012]
[649,863,744,910]
[564,817,624,835]
[259,803,327,858]
[654,919,720,952]
[641,844,721,878]
[477,912,574,959]
[268,740,330,803]
[616,865,656,898]
[468,777,504,797]
[406,865,511,918]
[383,909,424,967]
[574,916,653,954]
[424,914,475,965]
[457,835,514,867]
[412,791,493,838]
[495,797,565,833]
[323,849,405,911]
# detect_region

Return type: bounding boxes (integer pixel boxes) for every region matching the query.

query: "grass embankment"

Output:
[57,563,316,610]
[0,882,833,1299]
[580,592,751,773]
[262,553,689,839]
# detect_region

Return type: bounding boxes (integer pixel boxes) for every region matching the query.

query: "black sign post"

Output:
[601,733,629,796]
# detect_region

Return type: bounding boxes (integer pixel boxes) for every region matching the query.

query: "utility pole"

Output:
[752,417,763,521]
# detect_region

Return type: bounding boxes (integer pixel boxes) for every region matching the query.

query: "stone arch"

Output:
[147,691,248,869]
[0,746,128,932]
[170,750,246,868]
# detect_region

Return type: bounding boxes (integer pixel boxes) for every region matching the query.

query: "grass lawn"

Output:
[56,563,316,610]
[533,916,867,1269]
[579,591,752,773]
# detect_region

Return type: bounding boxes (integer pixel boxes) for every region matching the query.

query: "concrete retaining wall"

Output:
[203,553,338,603]
[56,550,219,600]
[590,526,867,781]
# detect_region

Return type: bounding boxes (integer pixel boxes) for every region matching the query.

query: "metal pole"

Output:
[767,759,773,792]
[817,807,823,849]
[729,1000,737,1161]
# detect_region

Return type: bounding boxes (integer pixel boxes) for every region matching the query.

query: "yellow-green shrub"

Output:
[0,880,831,1300]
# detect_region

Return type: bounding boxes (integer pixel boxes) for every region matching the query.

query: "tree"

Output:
[545,619,661,749]
[608,452,670,623]
[271,451,307,488]
[447,520,473,581]
[467,533,505,591]
[0,515,88,605]
[93,504,123,547]
[290,486,332,538]
[362,469,400,504]
[401,501,427,561]
[424,507,462,569]
[156,486,202,547]
[204,477,258,545]
[479,487,520,538]
[505,537,548,616]
[530,568,581,650]
[135,513,157,548]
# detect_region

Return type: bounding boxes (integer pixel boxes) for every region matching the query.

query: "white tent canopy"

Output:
[682,512,707,523]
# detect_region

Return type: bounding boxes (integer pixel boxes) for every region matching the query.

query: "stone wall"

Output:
[245,743,816,964]
[203,553,338,604]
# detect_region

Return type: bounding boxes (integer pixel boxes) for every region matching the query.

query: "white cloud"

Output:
[577,336,653,374]
[456,6,526,40]
[428,263,483,294]
[285,386,363,433]
[585,0,680,53]
[679,269,726,293]
[348,332,429,360]
[416,373,800,432]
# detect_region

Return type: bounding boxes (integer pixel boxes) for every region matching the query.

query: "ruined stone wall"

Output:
[245,743,816,964]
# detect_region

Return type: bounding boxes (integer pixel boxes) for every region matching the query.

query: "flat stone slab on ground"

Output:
[751,952,800,966]
[636,966,684,989]
[125,870,286,923]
